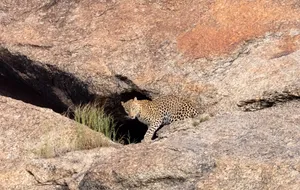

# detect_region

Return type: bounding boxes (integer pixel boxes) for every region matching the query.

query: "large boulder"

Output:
[0,96,117,190]
[25,101,300,190]
[0,0,300,189]
[0,0,299,113]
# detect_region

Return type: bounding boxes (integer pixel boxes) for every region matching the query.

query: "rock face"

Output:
[0,0,300,189]
[1,0,299,113]
[25,101,300,190]
[0,96,117,190]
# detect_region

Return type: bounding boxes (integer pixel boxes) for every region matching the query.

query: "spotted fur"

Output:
[121,95,198,142]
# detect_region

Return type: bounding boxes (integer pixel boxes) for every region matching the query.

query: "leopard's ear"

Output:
[134,97,137,101]
[121,101,124,106]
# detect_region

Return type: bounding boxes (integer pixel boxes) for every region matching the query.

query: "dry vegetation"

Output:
[73,104,117,142]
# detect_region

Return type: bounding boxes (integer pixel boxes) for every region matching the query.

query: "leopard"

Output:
[121,95,198,143]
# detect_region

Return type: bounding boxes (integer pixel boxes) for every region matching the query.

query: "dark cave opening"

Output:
[0,48,149,144]
[0,48,93,113]
[0,72,54,110]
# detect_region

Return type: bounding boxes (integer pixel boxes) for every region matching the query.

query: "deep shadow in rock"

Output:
[0,72,54,109]
[0,48,93,113]
[0,47,150,144]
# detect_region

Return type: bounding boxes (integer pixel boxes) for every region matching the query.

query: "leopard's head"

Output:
[121,97,141,119]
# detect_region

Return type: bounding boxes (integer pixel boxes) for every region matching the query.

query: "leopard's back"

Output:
[139,95,198,125]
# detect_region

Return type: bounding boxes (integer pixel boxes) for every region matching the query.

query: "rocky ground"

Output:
[0,0,300,189]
